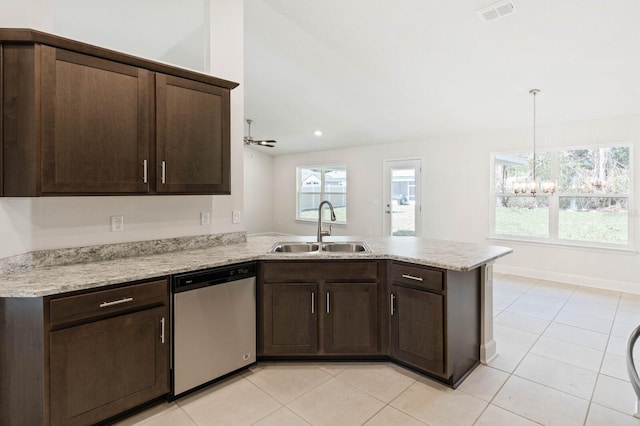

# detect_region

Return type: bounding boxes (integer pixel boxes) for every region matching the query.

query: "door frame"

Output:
[382,158,422,237]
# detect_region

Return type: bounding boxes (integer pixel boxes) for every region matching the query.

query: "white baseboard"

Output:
[494,264,640,295]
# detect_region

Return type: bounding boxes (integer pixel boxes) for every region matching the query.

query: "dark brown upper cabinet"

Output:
[155,74,230,194]
[39,46,152,194]
[0,29,238,196]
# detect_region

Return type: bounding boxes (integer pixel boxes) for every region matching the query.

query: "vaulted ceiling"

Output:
[244,0,640,155]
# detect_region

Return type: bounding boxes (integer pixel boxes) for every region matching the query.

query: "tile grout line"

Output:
[482,277,586,425]
[582,291,624,426]
[493,278,640,424]
[469,277,544,424]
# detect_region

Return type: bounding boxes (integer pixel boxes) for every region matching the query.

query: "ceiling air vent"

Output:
[477,0,516,22]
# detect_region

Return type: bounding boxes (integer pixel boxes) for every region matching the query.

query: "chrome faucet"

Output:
[317,200,337,243]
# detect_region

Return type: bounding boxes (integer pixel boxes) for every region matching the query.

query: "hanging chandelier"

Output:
[513,89,557,196]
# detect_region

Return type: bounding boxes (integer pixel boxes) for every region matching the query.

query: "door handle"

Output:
[390,294,395,316]
[326,292,330,314]
[161,161,166,184]
[142,160,148,183]
[160,317,165,344]
[311,292,315,314]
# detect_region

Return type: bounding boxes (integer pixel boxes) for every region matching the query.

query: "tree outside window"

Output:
[493,145,631,247]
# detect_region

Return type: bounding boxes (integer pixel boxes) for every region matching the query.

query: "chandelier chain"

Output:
[530,88,538,181]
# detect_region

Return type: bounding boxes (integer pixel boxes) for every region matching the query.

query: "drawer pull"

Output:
[402,274,424,282]
[99,297,134,308]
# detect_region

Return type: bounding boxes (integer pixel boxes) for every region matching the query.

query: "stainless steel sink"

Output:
[270,241,371,253]
[321,242,371,253]
[270,242,320,253]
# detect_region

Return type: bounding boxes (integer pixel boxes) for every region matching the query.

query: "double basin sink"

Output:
[271,241,371,253]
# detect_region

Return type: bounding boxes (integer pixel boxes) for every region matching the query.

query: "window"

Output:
[297,164,347,223]
[492,145,632,248]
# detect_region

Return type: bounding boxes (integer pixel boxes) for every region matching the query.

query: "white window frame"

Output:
[296,164,347,224]
[490,143,634,251]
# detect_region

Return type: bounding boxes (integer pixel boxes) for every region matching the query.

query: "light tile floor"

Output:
[116,274,640,425]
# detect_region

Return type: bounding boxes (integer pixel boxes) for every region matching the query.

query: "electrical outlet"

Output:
[232,211,241,224]
[110,216,124,232]
[201,212,211,226]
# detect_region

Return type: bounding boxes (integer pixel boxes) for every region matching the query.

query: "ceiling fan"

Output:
[243,119,277,148]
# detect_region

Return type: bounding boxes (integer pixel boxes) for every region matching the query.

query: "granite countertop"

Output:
[0,235,512,297]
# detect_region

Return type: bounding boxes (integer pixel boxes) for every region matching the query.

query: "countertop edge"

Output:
[0,238,513,298]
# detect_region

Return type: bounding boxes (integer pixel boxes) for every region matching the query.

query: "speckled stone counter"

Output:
[0,235,512,298]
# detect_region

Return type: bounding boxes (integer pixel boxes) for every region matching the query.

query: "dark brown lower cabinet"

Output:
[390,284,444,376]
[258,261,383,357]
[389,261,481,387]
[323,282,378,354]
[49,306,168,426]
[262,283,318,354]
[0,277,170,426]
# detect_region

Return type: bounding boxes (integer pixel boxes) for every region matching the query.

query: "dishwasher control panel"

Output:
[172,262,257,293]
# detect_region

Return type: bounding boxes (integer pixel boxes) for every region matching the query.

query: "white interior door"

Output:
[383,159,422,237]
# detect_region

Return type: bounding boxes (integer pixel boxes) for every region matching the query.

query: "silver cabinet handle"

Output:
[402,274,424,282]
[160,317,165,344]
[326,292,330,314]
[161,161,166,184]
[390,294,395,316]
[99,297,133,308]
[143,160,148,183]
[311,292,315,314]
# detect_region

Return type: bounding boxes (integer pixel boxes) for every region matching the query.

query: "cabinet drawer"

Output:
[50,279,168,327]
[263,261,378,282]
[389,262,443,293]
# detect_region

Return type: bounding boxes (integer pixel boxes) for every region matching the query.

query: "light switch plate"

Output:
[111,216,124,232]
[201,212,211,226]
[232,211,241,224]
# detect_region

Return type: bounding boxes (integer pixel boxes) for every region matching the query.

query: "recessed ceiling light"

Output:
[314,130,323,137]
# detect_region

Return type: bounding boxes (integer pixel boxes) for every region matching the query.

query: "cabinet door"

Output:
[49,305,169,426]
[40,46,151,194]
[323,282,378,354]
[155,74,230,194]
[262,283,318,355]
[390,285,445,376]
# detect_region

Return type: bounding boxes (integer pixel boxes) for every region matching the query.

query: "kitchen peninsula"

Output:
[0,234,511,425]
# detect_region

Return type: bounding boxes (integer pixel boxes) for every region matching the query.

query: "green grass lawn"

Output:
[495,206,628,244]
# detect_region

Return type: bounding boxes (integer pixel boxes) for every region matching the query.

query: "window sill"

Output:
[295,219,347,226]
[487,236,637,255]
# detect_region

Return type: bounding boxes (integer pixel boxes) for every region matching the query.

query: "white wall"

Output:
[51,0,207,72]
[243,148,274,234]
[0,0,52,30]
[271,114,640,291]
[0,0,245,259]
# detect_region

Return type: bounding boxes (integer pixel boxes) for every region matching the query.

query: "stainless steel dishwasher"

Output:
[172,262,256,397]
